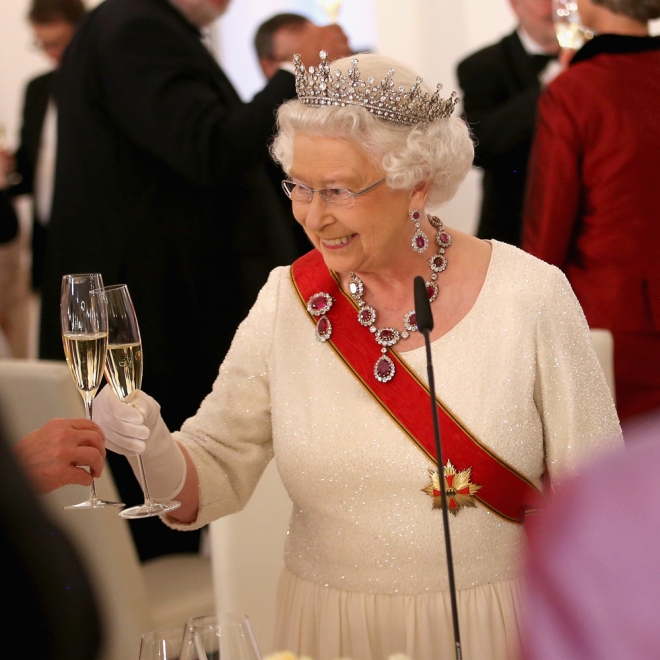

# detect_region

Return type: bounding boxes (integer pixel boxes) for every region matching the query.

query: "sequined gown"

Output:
[170,241,622,660]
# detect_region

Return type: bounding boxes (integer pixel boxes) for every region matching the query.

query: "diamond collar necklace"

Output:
[347,215,451,382]
[306,215,451,383]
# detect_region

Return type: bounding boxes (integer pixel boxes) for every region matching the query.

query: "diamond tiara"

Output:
[293,51,458,126]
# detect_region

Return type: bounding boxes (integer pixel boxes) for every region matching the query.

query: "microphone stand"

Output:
[414,276,462,660]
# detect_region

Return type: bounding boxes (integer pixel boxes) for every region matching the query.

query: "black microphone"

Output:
[413,276,434,333]
[413,276,462,660]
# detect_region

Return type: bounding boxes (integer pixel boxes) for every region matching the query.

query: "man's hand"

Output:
[13,418,106,494]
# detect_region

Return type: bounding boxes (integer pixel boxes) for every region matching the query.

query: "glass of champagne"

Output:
[61,273,124,509]
[103,284,181,519]
[317,0,343,23]
[552,0,591,49]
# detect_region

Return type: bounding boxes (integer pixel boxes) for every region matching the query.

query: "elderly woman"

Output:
[95,53,621,660]
[523,0,660,427]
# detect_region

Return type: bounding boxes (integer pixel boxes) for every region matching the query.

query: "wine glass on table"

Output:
[103,284,181,519]
[219,613,261,660]
[181,613,260,660]
[139,628,184,660]
[60,273,124,509]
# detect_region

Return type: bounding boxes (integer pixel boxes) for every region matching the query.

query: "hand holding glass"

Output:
[60,273,123,509]
[103,284,180,519]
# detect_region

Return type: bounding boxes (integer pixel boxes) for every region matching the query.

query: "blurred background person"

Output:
[0,0,85,362]
[254,12,314,79]
[521,421,660,660]
[457,0,561,247]
[38,0,348,561]
[3,0,86,292]
[0,188,20,357]
[523,0,660,429]
[254,12,352,257]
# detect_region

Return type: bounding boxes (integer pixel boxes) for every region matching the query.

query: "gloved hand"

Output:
[93,386,186,501]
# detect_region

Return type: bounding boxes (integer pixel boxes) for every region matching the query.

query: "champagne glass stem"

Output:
[136,454,154,505]
[84,391,100,504]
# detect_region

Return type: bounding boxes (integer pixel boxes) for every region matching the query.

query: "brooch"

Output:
[422,460,482,515]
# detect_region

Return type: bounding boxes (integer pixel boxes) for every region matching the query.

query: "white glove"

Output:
[93,385,186,502]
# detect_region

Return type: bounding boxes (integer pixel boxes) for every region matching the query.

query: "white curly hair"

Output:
[271,53,474,209]
[592,0,660,20]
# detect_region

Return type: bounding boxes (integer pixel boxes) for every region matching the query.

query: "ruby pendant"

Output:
[411,228,429,253]
[315,315,332,342]
[374,354,395,383]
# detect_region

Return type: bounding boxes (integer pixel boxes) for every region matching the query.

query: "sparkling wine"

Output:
[104,342,143,403]
[555,21,585,49]
[62,332,108,395]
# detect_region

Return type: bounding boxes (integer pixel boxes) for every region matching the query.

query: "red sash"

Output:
[291,249,541,523]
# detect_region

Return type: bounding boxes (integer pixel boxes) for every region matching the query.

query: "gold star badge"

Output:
[422,460,482,515]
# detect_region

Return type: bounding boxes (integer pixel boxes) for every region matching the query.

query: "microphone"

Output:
[413,276,462,660]
[413,276,434,333]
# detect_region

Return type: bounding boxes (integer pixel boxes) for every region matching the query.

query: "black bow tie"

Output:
[530,53,557,75]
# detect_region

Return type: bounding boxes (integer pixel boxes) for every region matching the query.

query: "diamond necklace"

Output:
[348,215,451,383]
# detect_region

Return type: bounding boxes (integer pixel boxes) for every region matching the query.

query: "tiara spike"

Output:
[293,52,458,125]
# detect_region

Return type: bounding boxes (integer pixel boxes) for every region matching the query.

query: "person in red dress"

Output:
[523,0,660,424]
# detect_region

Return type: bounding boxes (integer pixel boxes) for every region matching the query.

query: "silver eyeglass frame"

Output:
[281,178,386,207]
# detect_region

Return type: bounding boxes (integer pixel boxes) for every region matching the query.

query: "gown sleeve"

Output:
[166,267,287,530]
[534,265,623,484]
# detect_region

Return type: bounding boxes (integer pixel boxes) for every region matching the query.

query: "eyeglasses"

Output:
[281,178,386,208]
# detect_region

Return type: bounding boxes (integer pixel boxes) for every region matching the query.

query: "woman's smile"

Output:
[320,234,357,249]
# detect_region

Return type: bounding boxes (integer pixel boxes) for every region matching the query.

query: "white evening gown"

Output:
[169,241,622,660]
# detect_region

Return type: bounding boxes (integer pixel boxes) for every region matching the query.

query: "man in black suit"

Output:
[39,0,346,560]
[457,0,560,247]
[4,0,86,290]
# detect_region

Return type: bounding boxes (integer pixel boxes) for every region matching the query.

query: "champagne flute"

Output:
[61,273,124,508]
[552,0,592,49]
[316,0,343,23]
[103,284,181,519]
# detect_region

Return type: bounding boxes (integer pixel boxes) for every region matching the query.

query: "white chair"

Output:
[0,359,215,660]
[211,460,292,655]
[590,329,616,402]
